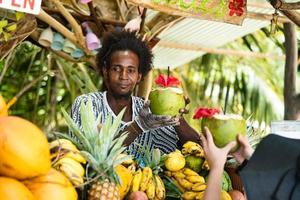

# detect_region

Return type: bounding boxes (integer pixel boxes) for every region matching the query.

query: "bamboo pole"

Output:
[157,41,286,60]
[88,1,106,32]
[137,70,153,100]
[42,7,126,26]
[271,0,300,10]
[280,10,300,26]
[51,0,88,53]
[37,9,78,46]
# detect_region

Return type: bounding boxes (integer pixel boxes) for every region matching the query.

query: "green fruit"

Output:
[149,87,185,116]
[185,155,204,173]
[222,171,232,192]
[201,114,246,151]
[204,171,232,192]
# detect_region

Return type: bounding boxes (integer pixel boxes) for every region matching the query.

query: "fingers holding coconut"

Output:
[200,127,235,170]
[184,95,191,105]
[231,134,254,164]
[135,108,180,131]
[151,115,180,128]
[179,108,189,116]
[143,100,151,108]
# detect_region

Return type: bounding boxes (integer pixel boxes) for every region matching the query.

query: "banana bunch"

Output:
[50,139,86,186]
[182,141,210,171]
[131,167,165,200]
[165,168,207,200]
[116,153,136,173]
[182,141,204,157]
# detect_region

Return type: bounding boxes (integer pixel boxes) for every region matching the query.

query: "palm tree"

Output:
[169,25,290,131]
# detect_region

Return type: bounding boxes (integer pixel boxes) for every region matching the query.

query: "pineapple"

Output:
[61,97,132,200]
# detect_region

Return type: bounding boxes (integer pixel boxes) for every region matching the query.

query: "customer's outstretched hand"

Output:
[200,127,236,170]
[231,134,254,164]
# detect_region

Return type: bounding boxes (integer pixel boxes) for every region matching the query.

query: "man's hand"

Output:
[200,127,236,170]
[179,95,190,116]
[135,100,180,132]
[231,134,254,164]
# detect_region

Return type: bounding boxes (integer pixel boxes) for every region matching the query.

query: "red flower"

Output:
[228,0,244,17]
[193,107,221,119]
[155,74,180,87]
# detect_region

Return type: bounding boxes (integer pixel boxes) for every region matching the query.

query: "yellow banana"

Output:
[116,153,134,165]
[177,178,193,190]
[195,151,205,157]
[50,151,62,160]
[146,178,155,199]
[182,191,198,200]
[59,163,84,186]
[172,171,186,179]
[182,141,204,156]
[192,183,207,192]
[154,175,165,200]
[202,160,210,170]
[165,171,172,177]
[50,149,86,164]
[131,169,143,192]
[186,175,205,184]
[195,191,205,200]
[63,151,86,164]
[221,190,232,200]
[182,168,199,176]
[49,139,79,152]
[139,167,153,192]
[172,178,185,193]
[127,163,136,173]
[53,157,85,177]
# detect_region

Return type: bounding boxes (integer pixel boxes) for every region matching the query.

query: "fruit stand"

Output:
[1,0,300,200]
[0,98,246,200]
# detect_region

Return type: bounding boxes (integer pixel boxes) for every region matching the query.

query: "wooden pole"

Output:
[137,70,153,100]
[51,0,88,53]
[157,41,286,60]
[88,1,106,32]
[269,0,300,26]
[42,7,126,26]
[283,23,300,120]
[280,10,300,26]
[270,0,300,10]
[37,10,78,48]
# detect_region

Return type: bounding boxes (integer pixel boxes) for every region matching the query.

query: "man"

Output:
[71,30,200,157]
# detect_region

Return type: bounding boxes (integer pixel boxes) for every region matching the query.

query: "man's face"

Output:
[103,50,142,98]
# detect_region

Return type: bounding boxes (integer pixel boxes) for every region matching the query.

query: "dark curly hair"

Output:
[96,31,153,78]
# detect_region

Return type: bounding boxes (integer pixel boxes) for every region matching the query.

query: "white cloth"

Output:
[70,91,179,158]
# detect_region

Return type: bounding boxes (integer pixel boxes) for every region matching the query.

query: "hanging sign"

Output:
[127,0,247,25]
[0,0,42,15]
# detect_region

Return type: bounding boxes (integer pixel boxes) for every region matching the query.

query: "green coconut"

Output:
[204,171,232,192]
[201,114,246,151]
[185,155,204,173]
[148,87,185,116]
